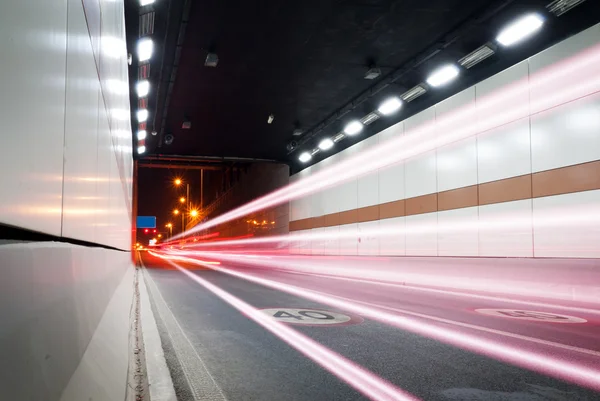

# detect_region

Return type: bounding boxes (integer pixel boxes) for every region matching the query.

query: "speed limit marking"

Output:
[475,309,587,323]
[260,308,363,326]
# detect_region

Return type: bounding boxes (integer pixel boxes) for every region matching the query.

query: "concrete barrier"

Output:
[0,242,133,401]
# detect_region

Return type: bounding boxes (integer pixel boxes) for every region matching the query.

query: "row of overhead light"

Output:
[297,13,545,164]
[135,0,157,155]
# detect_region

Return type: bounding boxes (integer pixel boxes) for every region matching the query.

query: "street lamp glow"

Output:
[166,223,172,228]
[179,197,185,203]
[173,209,179,215]
[190,210,199,217]
[174,178,182,186]
[157,234,162,238]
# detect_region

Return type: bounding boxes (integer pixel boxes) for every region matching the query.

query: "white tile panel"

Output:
[405,213,438,256]
[533,190,600,258]
[0,0,67,235]
[379,162,405,204]
[357,220,379,256]
[437,207,478,256]
[529,24,600,114]
[338,223,358,256]
[479,199,533,257]
[476,61,530,127]
[62,0,101,243]
[437,137,478,192]
[405,150,437,198]
[95,104,113,247]
[477,118,532,183]
[323,226,340,256]
[378,217,405,256]
[357,172,379,208]
[530,93,600,172]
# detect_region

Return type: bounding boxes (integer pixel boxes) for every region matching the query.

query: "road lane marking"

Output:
[475,309,587,323]
[161,257,422,401]
[259,308,362,326]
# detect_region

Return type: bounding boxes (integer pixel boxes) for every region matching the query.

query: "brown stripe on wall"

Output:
[532,160,600,198]
[289,160,600,231]
[405,193,437,216]
[438,185,478,211]
[479,174,532,205]
[380,199,405,219]
[357,205,379,222]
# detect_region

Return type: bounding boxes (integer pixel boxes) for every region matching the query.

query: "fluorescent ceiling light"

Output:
[377,97,403,115]
[344,120,363,136]
[140,0,155,5]
[318,138,334,151]
[137,109,148,122]
[426,65,460,87]
[136,80,150,97]
[137,38,153,62]
[137,130,147,140]
[137,145,146,154]
[496,14,544,46]
[298,152,312,163]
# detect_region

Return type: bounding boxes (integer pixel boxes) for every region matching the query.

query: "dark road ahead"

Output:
[140,252,600,401]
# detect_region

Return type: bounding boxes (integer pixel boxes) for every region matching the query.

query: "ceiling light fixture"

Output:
[137,145,146,154]
[137,109,149,122]
[318,138,334,151]
[364,66,381,80]
[496,14,544,47]
[140,0,155,6]
[137,38,153,62]
[458,44,496,69]
[343,120,363,136]
[377,97,403,115]
[137,130,147,140]
[136,80,150,97]
[401,85,427,102]
[298,152,312,163]
[426,65,460,87]
[547,0,587,17]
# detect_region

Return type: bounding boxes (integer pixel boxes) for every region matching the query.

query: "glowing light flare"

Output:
[299,152,312,163]
[426,65,459,87]
[137,109,149,122]
[172,44,600,240]
[154,253,600,392]
[377,97,403,115]
[344,120,363,136]
[137,38,153,62]
[136,80,150,97]
[157,256,421,401]
[496,14,544,47]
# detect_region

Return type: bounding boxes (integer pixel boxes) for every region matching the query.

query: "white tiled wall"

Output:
[0,0,132,250]
[288,24,600,258]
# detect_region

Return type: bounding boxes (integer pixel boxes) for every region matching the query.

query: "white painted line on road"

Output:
[277,269,600,317]
[161,257,422,401]
[142,265,228,401]
[336,297,600,358]
[138,263,177,401]
[474,309,587,323]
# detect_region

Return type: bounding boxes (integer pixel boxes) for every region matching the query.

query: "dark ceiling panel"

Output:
[127,0,600,165]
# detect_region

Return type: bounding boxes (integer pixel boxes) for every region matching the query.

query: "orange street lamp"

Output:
[173,209,179,215]
[165,223,173,238]
[174,178,182,186]
[179,196,186,203]
[190,209,198,218]
[157,234,162,238]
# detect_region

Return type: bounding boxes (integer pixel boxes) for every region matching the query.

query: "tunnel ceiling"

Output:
[126,0,600,167]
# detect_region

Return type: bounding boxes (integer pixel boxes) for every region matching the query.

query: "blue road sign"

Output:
[137,216,156,229]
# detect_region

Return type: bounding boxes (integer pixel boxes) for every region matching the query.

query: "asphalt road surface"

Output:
[140,251,600,401]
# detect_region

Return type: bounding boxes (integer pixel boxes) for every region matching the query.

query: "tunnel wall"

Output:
[0,243,133,401]
[289,23,600,259]
[0,0,135,400]
[0,0,132,250]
